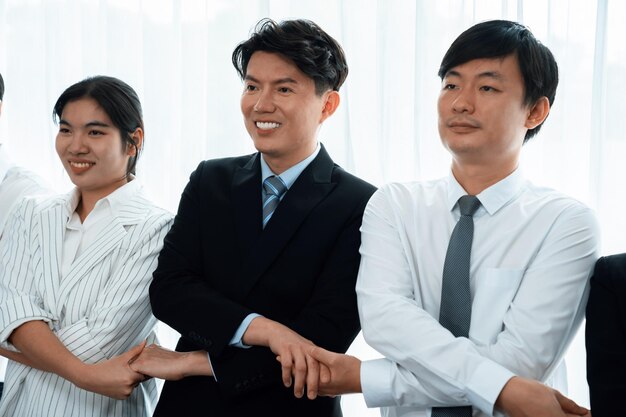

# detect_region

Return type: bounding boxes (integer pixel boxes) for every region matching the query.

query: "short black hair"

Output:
[232,18,348,95]
[0,72,4,101]
[53,76,144,176]
[438,20,559,142]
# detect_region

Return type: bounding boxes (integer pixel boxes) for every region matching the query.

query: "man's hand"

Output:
[496,376,590,417]
[308,346,361,396]
[129,344,213,380]
[242,316,319,399]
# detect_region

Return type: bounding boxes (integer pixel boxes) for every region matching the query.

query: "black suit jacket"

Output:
[586,253,626,416]
[150,146,376,417]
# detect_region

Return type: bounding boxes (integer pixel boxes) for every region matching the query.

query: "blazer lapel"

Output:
[56,217,127,312]
[232,154,263,258]
[55,189,150,312]
[236,146,336,299]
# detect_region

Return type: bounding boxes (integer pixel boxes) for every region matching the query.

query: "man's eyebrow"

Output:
[477,71,504,80]
[244,75,298,84]
[444,70,504,81]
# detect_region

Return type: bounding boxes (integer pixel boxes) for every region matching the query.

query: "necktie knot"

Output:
[263,176,287,198]
[262,176,287,228]
[458,195,480,217]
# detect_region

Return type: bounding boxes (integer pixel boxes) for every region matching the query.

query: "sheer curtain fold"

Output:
[0,0,623,414]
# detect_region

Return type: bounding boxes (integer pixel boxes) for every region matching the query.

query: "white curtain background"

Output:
[0,0,624,414]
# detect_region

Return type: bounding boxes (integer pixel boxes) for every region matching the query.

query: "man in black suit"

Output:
[130,18,376,417]
[586,254,626,416]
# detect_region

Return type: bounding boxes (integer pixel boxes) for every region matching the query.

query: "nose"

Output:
[253,90,275,113]
[67,132,88,154]
[452,88,475,114]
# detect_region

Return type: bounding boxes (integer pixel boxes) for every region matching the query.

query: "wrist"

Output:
[184,351,213,377]
[495,376,521,414]
[68,361,91,390]
[242,316,273,347]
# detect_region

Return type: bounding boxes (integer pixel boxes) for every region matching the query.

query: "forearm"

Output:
[9,320,87,385]
[130,345,213,379]
[0,346,35,368]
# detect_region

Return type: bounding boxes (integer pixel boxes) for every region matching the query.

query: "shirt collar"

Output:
[446,167,525,216]
[260,142,321,189]
[64,177,143,221]
[0,143,15,183]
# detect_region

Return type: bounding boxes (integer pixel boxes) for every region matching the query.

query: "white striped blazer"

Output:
[0,187,172,417]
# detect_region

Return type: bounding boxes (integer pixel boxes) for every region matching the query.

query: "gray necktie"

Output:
[262,175,287,228]
[432,195,481,417]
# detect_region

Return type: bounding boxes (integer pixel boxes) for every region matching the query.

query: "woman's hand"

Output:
[74,341,147,400]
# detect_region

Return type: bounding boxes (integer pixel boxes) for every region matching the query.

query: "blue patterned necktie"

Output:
[262,175,288,228]
[432,195,481,417]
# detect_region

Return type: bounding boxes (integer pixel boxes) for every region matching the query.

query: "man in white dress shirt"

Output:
[308,20,598,417]
[0,72,51,399]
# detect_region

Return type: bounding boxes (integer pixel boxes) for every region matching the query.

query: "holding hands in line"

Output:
[306,347,592,417]
[128,325,588,417]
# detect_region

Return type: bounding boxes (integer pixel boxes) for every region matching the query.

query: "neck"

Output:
[262,142,317,175]
[76,177,129,222]
[451,158,518,195]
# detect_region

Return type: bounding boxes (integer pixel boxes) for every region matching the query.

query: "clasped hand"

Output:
[274,339,361,400]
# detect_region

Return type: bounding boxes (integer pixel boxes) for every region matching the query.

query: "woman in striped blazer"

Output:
[0,76,172,417]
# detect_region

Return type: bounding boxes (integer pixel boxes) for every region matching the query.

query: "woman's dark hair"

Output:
[53,75,144,175]
[232,18,348,95]
[438,20,559,142]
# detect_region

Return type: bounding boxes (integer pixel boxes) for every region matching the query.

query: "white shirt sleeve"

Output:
[357,186,599,415]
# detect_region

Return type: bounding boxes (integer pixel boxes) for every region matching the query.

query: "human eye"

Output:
[479,85,498,92]
[442,83,457,90]
[88,129,105,137]
[278,86,292,94]
[58,126,71,134]
[244,84,257,93]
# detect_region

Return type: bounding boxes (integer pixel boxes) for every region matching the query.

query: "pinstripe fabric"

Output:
[0,185,173,417]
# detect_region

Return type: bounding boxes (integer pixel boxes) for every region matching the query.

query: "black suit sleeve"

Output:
[150,162,254,355]
[586,254,626,417]
[210,196,370,398]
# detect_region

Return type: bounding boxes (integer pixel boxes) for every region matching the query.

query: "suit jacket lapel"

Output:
[232,154,263,258]
[55,191,150,312]
[236,146,336,300]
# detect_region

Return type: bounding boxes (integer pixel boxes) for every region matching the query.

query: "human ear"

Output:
[319,91,340,124]
[525,96,550,130]
[127,128,144,156]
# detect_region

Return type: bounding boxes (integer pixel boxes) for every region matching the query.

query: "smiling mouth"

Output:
[68,161,95,174]
[255,121,281,130]
[70,161,94,168]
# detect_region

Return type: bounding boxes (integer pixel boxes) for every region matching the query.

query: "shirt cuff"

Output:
[361,358,396,407]
[207,352,217,382]
[465,360,515,416]
[229,313,262,348]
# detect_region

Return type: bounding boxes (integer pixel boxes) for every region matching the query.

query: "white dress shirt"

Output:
[0,144,51,235]
[357,169,599,417]
[0,144,52,384]
[0,179,173,417]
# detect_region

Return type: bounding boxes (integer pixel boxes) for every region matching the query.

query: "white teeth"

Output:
[70,162,93,168]
[256,121,281,129]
